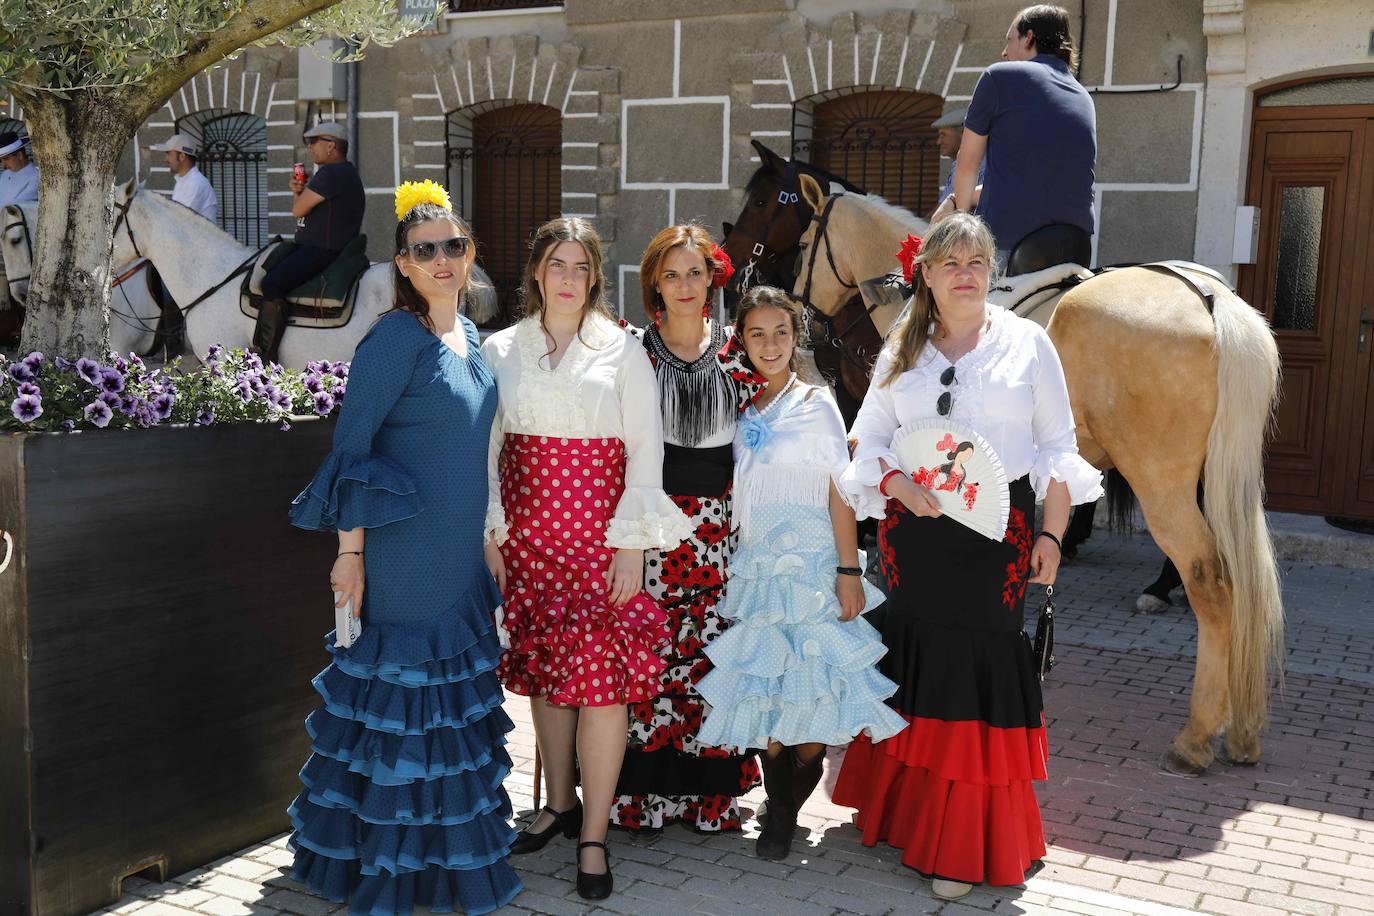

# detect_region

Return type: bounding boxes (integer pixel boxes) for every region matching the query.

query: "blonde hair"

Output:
[519,217,616,351]
[881,212,998,387]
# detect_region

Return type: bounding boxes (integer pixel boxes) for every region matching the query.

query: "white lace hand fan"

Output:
[891,419,1011,541]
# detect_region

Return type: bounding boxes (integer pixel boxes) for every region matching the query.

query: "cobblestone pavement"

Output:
[97,529,1374,916]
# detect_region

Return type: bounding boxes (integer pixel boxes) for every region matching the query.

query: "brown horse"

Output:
[793,173,1284,776]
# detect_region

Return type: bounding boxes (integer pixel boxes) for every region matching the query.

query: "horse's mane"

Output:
[848,192,926,231]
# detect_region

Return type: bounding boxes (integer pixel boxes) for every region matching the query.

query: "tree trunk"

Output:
[18,94,134,359]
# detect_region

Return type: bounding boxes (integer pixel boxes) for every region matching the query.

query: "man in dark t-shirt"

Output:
[251,120,366,359]
[954,5,1096,270]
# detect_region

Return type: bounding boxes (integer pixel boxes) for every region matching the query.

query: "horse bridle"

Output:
[113,191,144,261]
[3,206,34,298]
[730,164,812,295]
[795,192,883,380]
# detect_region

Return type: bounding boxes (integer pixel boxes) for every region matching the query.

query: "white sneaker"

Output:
[931,879,973,900]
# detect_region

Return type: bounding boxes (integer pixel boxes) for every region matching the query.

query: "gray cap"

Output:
[931,107,969,129]
[303,121,346,141]
[148,133,199,155]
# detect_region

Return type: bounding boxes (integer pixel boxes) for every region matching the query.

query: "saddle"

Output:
[1006,223,1092,277]
[240,236,369,329]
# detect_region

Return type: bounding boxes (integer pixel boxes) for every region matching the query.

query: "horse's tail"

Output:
[1203,290,1284,738]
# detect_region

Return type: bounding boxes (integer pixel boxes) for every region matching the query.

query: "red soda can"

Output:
[292,162,307,183]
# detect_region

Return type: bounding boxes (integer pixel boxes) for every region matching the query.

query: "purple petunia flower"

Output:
[207,344,225,360]
[110,354,128,373]
[151,392,174,421]
[118,394,137,415]
[329,363,348,380]
[244,352,263,371]
[209,364,225,380]
[130,355,145,371]
[312,391,335,415]
[11,394,42,423]
[306,360,326,374]
[134,405,155,428]
[75,358,101,385]
[271,389,292,412]
[99,367,125,394]
[247,374,267,395]
[7,362,34,383]
[21,351,43,372]
[83,400,113,428]
[60,419,75,432]
[17,381,39,397]
[196,408,215,426]
[303,374,324,394]
[235,379,253,403]
[55,356,73,372]
[279,420,292,431]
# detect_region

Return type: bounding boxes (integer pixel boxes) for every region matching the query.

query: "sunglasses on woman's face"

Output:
[402,237,469,262]
[937,365,957,416]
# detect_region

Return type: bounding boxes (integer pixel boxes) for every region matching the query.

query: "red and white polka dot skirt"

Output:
[496,435,672,707]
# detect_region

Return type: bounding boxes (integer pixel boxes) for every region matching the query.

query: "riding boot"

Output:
[755,749,796,860]
[791,749,825,813]
[251,298,289,363]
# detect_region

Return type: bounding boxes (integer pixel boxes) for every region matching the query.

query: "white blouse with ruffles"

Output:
[733,377,850,539]
[481,313,694,550]
[841,304,1103,520]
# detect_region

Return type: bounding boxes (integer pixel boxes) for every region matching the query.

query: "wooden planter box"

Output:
[0,420,338,915]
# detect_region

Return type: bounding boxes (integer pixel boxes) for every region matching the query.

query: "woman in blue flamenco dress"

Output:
[286,182,522,915]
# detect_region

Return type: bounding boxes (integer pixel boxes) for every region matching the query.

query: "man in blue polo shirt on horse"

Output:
[954,4,1096,275]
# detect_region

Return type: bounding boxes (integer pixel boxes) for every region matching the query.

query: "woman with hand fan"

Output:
[831,213,1102,900]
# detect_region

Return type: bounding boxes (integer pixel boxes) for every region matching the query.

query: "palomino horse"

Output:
[3,200,165,356]
[110,180,498,367]
[793,173,1284,776]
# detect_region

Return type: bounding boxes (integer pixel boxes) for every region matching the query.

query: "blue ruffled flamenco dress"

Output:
[288,312,522,915]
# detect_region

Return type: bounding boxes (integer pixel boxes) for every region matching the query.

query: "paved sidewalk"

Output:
[98,529,1374,916]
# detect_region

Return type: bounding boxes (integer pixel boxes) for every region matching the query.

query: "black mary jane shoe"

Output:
[510,800,583,855]
[575,841,614,900]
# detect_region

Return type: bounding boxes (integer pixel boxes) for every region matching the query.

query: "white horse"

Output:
[111,180,499,367]
[4,200,165,356]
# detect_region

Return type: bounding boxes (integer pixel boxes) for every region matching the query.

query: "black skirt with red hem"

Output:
[835,475,1047,886]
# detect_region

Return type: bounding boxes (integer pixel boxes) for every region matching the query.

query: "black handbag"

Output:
[1031,585,1056,682]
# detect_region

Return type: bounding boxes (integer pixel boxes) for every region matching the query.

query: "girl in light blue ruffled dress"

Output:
[695,286,907,862]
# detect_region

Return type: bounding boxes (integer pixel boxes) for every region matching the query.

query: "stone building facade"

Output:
[104,0,1207,317]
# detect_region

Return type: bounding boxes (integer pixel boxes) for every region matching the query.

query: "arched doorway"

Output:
[447,101,562,326]
[176,108,269,247]
[1239,74,1374,519]
[792,89,943,217]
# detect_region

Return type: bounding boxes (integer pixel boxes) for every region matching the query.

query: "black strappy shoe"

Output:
[575,840,614,900]
[510,799,583,855]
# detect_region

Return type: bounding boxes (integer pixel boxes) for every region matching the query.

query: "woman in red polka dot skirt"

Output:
[610,224,764,838]
[480,218,692,901]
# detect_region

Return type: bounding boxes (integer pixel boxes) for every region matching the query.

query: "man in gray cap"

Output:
[149,133,218,222]
[0,132,40,208]
[929,107,982,223]
[252,120,364,359]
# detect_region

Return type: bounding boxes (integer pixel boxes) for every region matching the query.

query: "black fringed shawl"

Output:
[643,321,737,448]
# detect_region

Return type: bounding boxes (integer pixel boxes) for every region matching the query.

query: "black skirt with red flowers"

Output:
[611,462,760,832]
[833,475,1047,886]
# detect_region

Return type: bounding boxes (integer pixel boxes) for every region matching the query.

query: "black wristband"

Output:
[1035,531,1061,551]
[337,550,364,558]
[836,566,863,577]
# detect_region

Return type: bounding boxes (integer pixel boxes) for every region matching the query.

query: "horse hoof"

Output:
[1219,737,1261,767]
[1160,748,1209,777]
[1136,593,1171,615]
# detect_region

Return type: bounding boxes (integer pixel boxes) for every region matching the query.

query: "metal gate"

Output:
[793,89,944,217]
[176,108,269,247]
[447,101,561,326]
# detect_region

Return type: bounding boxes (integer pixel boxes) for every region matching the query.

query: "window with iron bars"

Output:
[446,0,565,12]
[174,108,270,248]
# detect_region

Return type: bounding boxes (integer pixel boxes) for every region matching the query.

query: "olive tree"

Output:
[0,0,434,356]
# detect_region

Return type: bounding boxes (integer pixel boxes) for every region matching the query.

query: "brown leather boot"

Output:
[250,298,289,362]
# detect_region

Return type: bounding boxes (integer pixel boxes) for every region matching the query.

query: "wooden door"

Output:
[1241,107,1374,518]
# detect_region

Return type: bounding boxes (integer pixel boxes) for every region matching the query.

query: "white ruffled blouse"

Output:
[481,314,693,550]
[841,304,1103,520]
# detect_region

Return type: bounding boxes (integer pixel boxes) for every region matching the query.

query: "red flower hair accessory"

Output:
[895,234,923,284]
[710,245,735,290]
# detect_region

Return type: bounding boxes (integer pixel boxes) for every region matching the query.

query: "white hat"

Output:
[0,134,29,157]
[149,133,199,156]
[931,107,969,129]
[303,121,346,141]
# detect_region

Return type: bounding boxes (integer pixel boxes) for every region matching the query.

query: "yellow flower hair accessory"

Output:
[394,180,453,222]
